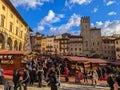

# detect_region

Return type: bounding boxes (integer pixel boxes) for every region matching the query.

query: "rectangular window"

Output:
[1,15,5,27]
[10,13,13,18]
[79,48,81,51]
[2,5,5,10]
[21,31,23,38]
[75,48,77,51]
[16,27,18,35]
[10,22,13,32]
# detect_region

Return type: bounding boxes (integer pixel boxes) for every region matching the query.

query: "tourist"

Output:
[64,67,69,82]
[37,67,44,87]
[77,70,83,83]
[107,73,115,90]
[29,68,36,85]
[92,70,98,86]
[22,68,30,90]
[83,69,88,85]
[49,69,58,90]
[13,69,20,90]
[56,66,61,86]
[0,65,4,84]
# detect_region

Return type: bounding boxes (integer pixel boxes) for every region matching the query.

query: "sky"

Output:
[11,0,120,36]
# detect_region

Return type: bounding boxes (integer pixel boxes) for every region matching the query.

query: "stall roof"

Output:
[64,56,88,62]
[88,58,109,63]
[63,56,109,63]
[110,61,120,65]
[0,50,26,55]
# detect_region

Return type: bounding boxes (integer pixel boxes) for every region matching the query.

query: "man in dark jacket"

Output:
[49,70,58,90]
[30,68,36,85]
[13,69,20,90]
[107,73,114,90]
[37,67,43,87]
[22,68,30,90]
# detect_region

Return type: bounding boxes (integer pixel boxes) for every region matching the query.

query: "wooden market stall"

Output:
[0,50,26,70]
[63,56,110,70]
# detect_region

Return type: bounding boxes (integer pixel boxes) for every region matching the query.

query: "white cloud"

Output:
[11,0,50,9]
[106,1,116,6]
[37,26,44,31]
[49,13,81,34]
[36,10,64,31]
[65,0,92,8]
[108,11,117,16]
[93,7,98,13]
[93,20,120,36]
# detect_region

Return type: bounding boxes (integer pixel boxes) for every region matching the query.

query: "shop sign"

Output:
[1,60,13,64]
[0,55,14,64]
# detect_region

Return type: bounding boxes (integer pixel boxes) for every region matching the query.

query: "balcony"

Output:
[46,46,53,48]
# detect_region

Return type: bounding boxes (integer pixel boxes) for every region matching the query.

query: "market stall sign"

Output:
[1,60,13,64]
[0,55,14,64]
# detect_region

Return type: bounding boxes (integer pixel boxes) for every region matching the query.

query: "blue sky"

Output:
[11,0,120,36]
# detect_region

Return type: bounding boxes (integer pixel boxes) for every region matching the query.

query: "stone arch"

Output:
[7,37,12,50]
[0,33,5,49]
[14,40,18,50]
[19,42,22,51]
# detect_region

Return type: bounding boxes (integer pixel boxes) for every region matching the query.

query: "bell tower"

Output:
[80,17,91,57]
[80,16,90,36]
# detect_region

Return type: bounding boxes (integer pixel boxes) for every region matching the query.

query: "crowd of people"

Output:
[0,55,120,90]
[12,55,120,90]
[13,56,63,90]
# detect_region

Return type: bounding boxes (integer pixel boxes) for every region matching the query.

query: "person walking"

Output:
[49,69,58,90]
[64,67,69,82]
[92,70,98,86]
[22,68,30,90]
[37,67,44,87]
[83,69,88,85]
[0,65,4,85]
[107,73,115,90]
[13,69,20,90]
[29,68,36,85]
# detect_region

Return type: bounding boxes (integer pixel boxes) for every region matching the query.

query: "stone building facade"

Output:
[102,36,116,60]
[46,36,55,55]
[0,0,31,51]
[80,17,102,57]
[30,33,43,52]
[68,36,83,56]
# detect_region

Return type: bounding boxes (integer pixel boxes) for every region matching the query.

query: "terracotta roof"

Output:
[0,50,26,55]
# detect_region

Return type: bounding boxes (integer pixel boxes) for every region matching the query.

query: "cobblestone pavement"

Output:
[26,83,110,90]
